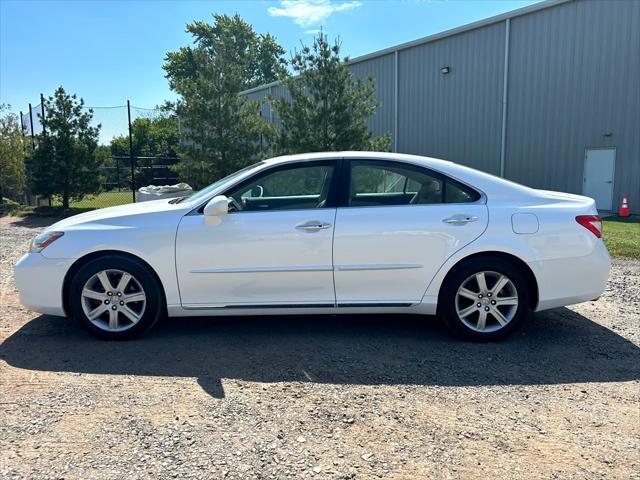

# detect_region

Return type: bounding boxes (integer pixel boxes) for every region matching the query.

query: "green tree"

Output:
[0,104,27,203]
[29,87,102,209]
[163,14,284,188]
[273,32,391,154]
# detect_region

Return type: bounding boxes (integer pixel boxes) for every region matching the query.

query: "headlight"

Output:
[29,231,64,253]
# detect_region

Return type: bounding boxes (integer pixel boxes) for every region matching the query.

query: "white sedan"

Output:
[15,152,611,341]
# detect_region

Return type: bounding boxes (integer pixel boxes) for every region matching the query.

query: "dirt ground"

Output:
[1,216,638,480]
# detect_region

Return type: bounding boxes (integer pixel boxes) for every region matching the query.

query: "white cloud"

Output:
[268,0,362,27]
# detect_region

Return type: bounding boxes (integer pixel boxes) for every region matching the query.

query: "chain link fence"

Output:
[17,98,184,209]
[95,155,180,207]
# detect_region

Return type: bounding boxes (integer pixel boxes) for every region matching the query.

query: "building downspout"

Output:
[500,18,510,178]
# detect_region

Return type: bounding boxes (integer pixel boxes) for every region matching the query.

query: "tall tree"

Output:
[164,14,284,188]
[273,32,391,154]
[0,104,27,203]
[29,87,102,209]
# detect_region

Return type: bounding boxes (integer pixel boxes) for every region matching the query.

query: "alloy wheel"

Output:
[81,269,147,332]
[455,270,519,333]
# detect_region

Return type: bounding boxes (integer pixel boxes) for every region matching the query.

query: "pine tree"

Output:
[29,87,102,209]
[164,14,284,188]
[273,32,391,155]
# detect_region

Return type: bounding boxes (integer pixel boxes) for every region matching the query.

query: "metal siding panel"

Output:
[506,0,640,213]
[397,22,506,174]
[348,54,396,147]
[268,84,291,128]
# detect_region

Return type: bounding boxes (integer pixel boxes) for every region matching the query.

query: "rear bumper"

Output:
[531,240,611,311]
[14,253,70,317]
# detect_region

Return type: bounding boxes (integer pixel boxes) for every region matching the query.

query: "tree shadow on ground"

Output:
[1,309,638,398]
[2,215,60,228]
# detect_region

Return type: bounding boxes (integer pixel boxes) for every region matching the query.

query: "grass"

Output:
[0,198,31,217]
[51,191,134,209]
[1,191,133,219]
[603,217,640,260]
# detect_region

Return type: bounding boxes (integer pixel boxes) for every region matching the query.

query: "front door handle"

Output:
[296,221,332,231]
[443,215,478,225]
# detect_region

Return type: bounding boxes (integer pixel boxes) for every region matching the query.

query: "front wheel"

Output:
[68,255,164,340]
[438,257,530,341]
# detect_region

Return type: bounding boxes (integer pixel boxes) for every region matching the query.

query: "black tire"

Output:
[437,256,530,341]
[68,254,164,340]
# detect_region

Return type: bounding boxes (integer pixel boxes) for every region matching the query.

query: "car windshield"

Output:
[181,162,265,204]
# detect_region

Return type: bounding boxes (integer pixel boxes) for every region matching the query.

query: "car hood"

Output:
[47,198,191,231]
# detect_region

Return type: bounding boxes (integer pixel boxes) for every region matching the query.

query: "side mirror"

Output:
[203,195,229,217]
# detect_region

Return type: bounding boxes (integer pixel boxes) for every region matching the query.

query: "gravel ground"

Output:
[1,216,639,480]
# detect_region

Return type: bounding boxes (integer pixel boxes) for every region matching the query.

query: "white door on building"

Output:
[583,148,615,211]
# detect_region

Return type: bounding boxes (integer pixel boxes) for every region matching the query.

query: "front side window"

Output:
[225,163,335,212]
[349,161,480,207]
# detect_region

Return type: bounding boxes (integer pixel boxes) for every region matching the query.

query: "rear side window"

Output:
[349,161,480,207]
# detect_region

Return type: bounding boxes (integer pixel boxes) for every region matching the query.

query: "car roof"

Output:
[263,151,453,169]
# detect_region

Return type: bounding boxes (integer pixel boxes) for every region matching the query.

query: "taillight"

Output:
[575,215,602,238]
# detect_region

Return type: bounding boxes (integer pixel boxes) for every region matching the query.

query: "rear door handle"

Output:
[443,215,478,225]
[296,221,332,231]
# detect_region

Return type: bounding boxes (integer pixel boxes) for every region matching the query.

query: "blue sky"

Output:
[1,0,539,143]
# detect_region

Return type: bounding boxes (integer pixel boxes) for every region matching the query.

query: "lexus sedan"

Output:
[15,152,611,341]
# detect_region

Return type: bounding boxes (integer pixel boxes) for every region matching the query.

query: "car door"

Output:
[175,160,338,308]
[333,159,488,305]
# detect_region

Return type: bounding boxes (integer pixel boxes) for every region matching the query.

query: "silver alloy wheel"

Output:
[81,269,146,332]
[455,270,519,333]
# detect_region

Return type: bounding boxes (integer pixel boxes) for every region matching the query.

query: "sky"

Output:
[1,0,540,143]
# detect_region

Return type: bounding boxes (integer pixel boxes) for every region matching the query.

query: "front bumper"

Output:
[14,253,71,317]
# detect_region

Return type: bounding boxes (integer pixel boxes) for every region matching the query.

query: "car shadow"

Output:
[1,309,638,398]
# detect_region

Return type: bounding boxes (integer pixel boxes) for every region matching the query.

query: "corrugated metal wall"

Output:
[397,22,505,175]
[242,0,640,213]
[506,0,640,212]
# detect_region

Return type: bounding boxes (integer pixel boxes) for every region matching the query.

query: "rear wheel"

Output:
[438,257,530,341]
[68,255,164,340]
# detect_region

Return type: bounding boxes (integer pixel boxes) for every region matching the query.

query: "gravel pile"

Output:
[1,217,638,479]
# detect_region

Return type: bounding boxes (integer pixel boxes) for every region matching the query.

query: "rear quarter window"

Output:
[445,178,481,203]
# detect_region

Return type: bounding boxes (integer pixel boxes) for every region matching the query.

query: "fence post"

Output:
[115,156,121,191]
[40,94,52,206]
[127,100,136,203]
[28,104,36,150]
[40,93,46,136]
[19,111,31,205]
